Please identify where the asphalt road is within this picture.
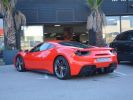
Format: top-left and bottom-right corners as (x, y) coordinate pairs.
(0, 63), (133, 100)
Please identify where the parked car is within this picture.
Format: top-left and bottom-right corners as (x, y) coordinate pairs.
(14, 41), (117, 79)
(110, 30), (133, 63)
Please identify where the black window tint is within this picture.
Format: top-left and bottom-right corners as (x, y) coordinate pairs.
(126, 32), (133, 41)
(40, 43), (50, 51)
(40, 43), (54, 51)
(30, 43), (43, 52)
(30, 43), (54, 52)
(130, 33), (133, 40)
(120, 33), (128, 40)
(59, 41), (91, 48)
(115, 34), (121, 40)
(48, 44), (54, 49)
(115, 32), (128, 41)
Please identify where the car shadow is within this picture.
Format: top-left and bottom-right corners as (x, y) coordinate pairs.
(28, 70), (55, 78)
(27, 70), (119, 80)
(70, 72), (119, 80)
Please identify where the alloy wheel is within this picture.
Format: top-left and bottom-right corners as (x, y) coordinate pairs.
(54, 56), (70, 79)
(16, 57), (25, 72)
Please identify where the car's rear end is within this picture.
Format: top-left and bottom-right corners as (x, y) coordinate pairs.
(58, 41), (118, 76)
(69, 47), (118, 76)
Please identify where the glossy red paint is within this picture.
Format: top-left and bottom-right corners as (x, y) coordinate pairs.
(14, 41), (118, 76)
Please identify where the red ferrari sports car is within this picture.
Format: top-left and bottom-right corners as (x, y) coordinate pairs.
(14, 41), (118, 79)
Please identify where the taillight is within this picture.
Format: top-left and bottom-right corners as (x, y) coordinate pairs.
(75, 50), (90, 56)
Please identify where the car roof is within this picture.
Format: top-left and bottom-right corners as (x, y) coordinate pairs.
(116, 30), (133, 37)
(121, 30), (133, 34)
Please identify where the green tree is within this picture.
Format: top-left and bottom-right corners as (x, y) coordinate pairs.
(86, 0), (106, 46)
(0, 0), (26, 50)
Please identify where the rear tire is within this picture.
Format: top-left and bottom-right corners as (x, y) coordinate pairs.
(15, 56), (26, 72)
(54, 56), (71, 80)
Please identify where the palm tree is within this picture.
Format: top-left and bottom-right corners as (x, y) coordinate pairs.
(86, 0), (106, 47)
(0, 0), (26, 50)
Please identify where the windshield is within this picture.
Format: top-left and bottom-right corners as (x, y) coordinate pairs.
(59, 41), (91, 48)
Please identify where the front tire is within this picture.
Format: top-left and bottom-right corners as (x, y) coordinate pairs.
(15, 56), (26, 72)
(54, 56), (70, 80)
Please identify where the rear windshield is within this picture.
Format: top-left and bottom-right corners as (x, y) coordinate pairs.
(59, 41), (91, 48)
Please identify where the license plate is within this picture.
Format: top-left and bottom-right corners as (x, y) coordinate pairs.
(96, 58), (112, 62)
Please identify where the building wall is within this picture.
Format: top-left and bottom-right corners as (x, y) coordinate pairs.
(16, 0), (133, 48)
(16, 0), (133, 25)
(16, 0), (89, 24)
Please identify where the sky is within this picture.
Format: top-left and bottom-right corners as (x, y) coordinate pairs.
(0, 19), (3, 28)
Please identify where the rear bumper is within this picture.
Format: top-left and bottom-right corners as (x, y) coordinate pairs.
(68, 53), (118, 76)
(70, 60), (118, 76)
(79, 63), (117, 76)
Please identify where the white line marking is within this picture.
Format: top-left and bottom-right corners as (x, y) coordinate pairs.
(114, 71), (127, 76)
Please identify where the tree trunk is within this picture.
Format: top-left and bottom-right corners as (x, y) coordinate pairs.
(3, 12), (16, 50)
(0, 1), (26, 50)
(88, 29), (96, 45)
(88, 29), (106, 47)
(96, 31), (106, 47)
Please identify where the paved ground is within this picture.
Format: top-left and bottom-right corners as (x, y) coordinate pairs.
(0, 59), (5, 66)
(0, 63), (133, 100)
